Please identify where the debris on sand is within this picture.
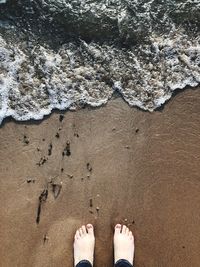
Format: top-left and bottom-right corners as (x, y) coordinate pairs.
(55, 132), (60, 138)
(51, 183), (62, 199)
(26, 178), (35, 183)
(59, 115), (65, 122)
(96, 206), (100, 215)
(48, 143), (53, 156)
(87, 163), (92, 172)
(23, 135), (29, 145)
(36, 189), (48, 224)
(36, 156), (48, 166)
(62, 141), (71, 157)
(89, 198), (93, 208)
(43, 234), (49, 244)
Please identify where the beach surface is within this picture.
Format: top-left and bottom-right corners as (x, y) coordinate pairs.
(1, 87), (200, 267)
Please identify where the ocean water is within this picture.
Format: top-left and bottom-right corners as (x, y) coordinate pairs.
(0, 0), (200, 124)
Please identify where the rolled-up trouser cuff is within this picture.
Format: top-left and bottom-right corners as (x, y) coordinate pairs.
(75, 259), (92, 267)
(115, 259), (133, 267)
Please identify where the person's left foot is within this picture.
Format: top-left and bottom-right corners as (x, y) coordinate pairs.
(73, 224), (95, 267)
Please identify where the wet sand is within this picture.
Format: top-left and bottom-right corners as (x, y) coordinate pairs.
(1, 87), (200, 267)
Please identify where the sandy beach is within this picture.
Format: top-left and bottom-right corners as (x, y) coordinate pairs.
(1, 87), (200, 267)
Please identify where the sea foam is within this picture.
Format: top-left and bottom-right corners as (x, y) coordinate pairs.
(0, 0), (200, 124)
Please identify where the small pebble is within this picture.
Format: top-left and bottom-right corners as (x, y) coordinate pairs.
(87, 163), (92, 172)
(23, 135), (29, 144)
(43, 234), (49, 244)
(27, 178), (35, 183)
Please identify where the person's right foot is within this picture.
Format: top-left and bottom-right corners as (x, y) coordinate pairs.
(114, 224), (134, 265)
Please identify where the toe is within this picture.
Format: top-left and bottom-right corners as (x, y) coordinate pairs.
(75, 230), (80, 239)
(78, 228), (82, 237)
(115, 224), (122, 234)
(132, 234), (135, 242)
(129, 231), (134, 242)
(122, 225), (127, 234)
(86, 224), (94, 235)
(81, 225), (87, 235)
(129, 231), (133, 238)
(126, 226), (130, 235)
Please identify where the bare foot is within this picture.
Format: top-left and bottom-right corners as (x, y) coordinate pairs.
(114, 224), (134, 265)
(73, 224), (95, 266)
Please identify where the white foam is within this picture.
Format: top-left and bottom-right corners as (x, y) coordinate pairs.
(0, 27), (200, 123)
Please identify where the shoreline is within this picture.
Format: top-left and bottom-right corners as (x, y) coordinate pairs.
(0, 85), (198, 129)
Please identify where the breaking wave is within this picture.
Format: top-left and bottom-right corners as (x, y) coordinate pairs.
(0, 0), (200, 124)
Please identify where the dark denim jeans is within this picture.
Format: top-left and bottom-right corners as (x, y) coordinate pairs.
(76, 259), (133, 267)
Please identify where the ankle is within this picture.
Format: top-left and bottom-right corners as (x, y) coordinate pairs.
(115, 259), (133, 267)
(75, 259), (93, 267)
